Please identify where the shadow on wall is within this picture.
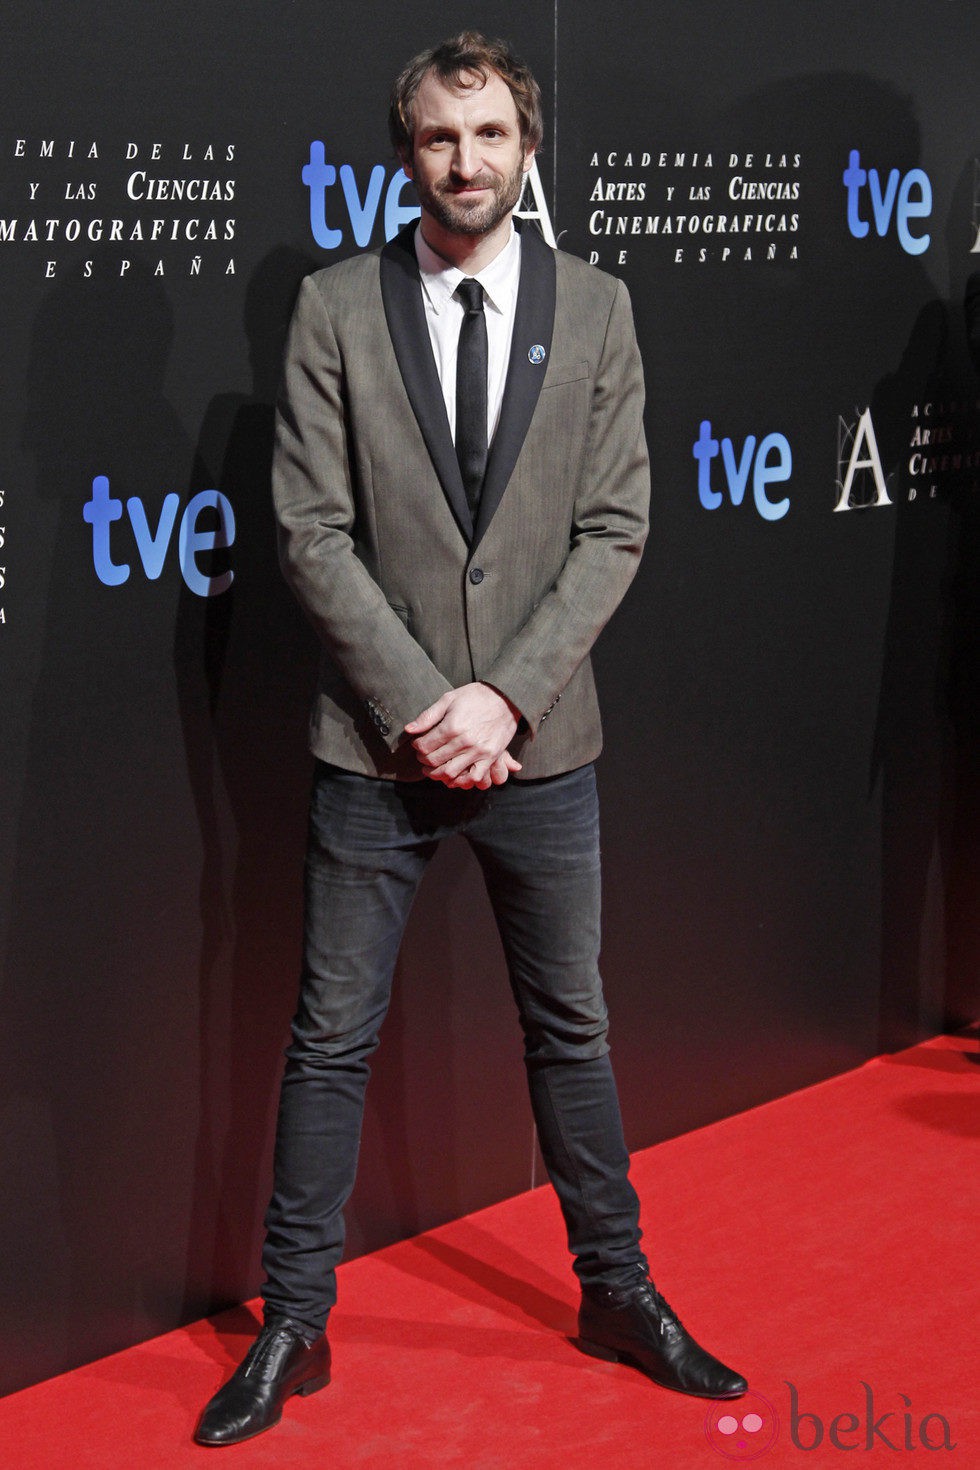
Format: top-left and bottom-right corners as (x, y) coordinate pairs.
(0, 246), (328, 1395)
(172, 244), (320, 1329)
(718, 78), (980, 1053)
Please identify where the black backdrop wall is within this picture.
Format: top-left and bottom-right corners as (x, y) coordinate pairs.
(1, 2), (977, 1396)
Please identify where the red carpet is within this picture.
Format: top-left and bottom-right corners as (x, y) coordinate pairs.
(1, 1033), (977, 1467)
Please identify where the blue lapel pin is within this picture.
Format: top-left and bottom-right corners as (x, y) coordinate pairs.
(528, 344), (546, 365)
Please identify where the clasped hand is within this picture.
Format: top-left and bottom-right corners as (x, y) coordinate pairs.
(405, 683), (522, 789)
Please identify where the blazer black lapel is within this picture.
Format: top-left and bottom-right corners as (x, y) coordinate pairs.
(379, 225), (474, 541)
(472, 223), (557, 550)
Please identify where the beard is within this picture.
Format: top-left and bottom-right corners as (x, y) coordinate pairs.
(416, 154), (528, 238)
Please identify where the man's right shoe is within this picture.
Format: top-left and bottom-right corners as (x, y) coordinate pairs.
(194, 1318), (330, 1446)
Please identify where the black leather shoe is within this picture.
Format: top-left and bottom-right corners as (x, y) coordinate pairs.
(194, 1318), (331, 1446)
(577, 1279), (747, 1399)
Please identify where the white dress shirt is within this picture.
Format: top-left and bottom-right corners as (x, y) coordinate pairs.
(414, 223), (521, 445)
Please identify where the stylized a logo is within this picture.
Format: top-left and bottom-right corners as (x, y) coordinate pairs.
(835, 408), (891, 511)
(516, 160), (557, 248)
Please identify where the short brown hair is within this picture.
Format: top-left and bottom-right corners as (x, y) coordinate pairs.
(389, 31), (544, 161)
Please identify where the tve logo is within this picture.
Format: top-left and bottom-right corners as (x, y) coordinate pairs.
(302, 144), (557, 250)
(302, 143), (418, 249)
(693, 420), (792, 521)
(843, 150), (932, 256)
(84, 476), (235, 596)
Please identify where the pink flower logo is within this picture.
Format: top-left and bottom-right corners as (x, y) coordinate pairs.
(705, 1391), (780, 1460)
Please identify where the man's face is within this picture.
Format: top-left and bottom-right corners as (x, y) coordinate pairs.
(404, 67), (534, 239)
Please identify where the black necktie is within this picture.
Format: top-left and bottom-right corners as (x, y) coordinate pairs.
(454, 278), (488, 517)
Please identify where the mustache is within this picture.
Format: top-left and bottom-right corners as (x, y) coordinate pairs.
(439, 172), (499, 194)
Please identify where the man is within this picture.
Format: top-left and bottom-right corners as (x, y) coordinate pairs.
(195, 31), (746, 1448)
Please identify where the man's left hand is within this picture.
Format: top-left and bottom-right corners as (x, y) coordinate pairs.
(406, 683), (522, 789)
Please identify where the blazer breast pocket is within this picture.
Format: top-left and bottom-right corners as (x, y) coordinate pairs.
(540, 359), (590, 392)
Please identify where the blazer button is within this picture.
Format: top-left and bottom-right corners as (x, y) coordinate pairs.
(469, 566), (485, 585)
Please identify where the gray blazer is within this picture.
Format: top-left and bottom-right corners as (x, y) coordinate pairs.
(272, 221), (650, 780)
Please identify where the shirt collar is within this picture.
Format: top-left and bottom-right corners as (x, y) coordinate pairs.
(415, 221), (521, 317)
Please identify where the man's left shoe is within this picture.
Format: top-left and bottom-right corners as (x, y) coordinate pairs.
(576, 1278), (747, 1399)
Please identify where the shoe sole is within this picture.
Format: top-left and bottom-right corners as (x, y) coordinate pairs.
(574, 1337), (746, 1399)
